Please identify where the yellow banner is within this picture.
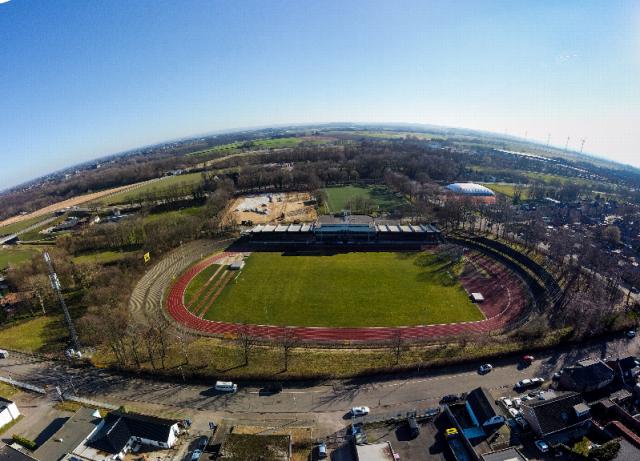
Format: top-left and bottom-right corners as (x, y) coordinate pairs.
(144, 252), (151, 263)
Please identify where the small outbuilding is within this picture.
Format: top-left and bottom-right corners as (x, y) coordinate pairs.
(0, 397), (20, 430)
(470, 292), (485, 303)
(229, 261), (245, 271)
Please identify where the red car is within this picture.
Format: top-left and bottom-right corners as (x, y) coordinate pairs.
(521, 355), (534, 365)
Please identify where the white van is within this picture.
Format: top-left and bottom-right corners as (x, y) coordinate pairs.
(215, 381), (237, 393)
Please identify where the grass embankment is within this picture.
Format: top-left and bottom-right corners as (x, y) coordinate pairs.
(200, 252), (481, 327)
(0, 316), (68, 353)
(321, 184), (407, 213)
(93, 327), (573, 380)
(72, 250), (138, 265)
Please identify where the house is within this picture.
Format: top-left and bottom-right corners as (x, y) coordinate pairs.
(34, 407), (103, 461)
(606, 356), (640, 385)
(0, 443), (39, 461)
(466, 387), (505, 428)
(87, 411), (180, 458)
(559, 358), (615, 392)
(520, 392), (591, 440)
(0, 397), (20, 430)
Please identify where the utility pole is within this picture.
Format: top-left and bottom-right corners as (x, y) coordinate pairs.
(580, 138), (586, 153)
(43, 252), (80, 351)
(565, 136), (570, 151)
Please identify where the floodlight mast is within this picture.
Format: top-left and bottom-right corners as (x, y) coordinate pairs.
(43, 252), (80, 351)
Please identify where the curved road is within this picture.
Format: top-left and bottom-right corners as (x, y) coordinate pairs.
(0, 334), (637, 434)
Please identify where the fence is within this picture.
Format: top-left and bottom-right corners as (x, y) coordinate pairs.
(0, 375), (46, 394)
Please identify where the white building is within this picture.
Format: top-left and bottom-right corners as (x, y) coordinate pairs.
(0, 397), (20, 430)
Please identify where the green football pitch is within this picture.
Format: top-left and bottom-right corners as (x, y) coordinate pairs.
(193, 252), (483, 327)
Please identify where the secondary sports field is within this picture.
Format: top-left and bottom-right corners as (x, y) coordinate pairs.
(190, 252), (483, 327)
(322, 185), (408, 213)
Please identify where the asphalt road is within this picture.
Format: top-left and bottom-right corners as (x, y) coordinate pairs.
(1, 333), (638, 429)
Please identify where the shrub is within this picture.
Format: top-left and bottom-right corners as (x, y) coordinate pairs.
(589, 440), (620, 461)
(11, 434), (36, 450)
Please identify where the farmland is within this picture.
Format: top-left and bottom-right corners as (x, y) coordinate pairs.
(322, 185), (408, 213)
(196, 252), (482, 327)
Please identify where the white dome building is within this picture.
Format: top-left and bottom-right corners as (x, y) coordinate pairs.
(445, 183), (496, 203)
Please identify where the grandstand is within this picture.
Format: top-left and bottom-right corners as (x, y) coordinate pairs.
(244, 215), (441, 245)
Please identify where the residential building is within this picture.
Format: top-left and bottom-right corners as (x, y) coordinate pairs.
(520, 392), (591, 440)
(34, 407), (103, 461)
(0, 444), (39, 461)
(559, 358), (615, 393)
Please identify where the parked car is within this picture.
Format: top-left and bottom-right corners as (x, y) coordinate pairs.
(515, 379), (533, 390)
(214, 381), (238, 393)
(440, 394), (459, 403)
(351, 406), (370, 416)
(508, 407), (520, 418)
(521, 355), (535, 364)
(501, 397), (513, 408)
(626, 330), (636, 338)
(552, 371), (562, 381)
(512, 397), (522, 408)
(191, 449), (203, 461)
(316, 442), (327, 459)
(478, 363), (493, 374)
(535, 440), (550, 453)
(531, 377), (545, 385)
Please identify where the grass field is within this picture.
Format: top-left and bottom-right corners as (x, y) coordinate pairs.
(0, 247), (39, 269)
(0, 316), (67, 352)
(482, 183), (530, 199)
(197, 252), (482, 327)
(92, 173), (204, 205)
(0, 214), (53, 236)
(322, 185), (407, 213)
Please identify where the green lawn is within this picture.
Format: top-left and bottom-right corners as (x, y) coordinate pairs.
(0, 247), (39, 269)
(322, 185), (407, 213)
(202, 252), (482, 327)
(0, 316), (68, 352)
(482, 183), (530, 199)
(92, 173), (205, 205)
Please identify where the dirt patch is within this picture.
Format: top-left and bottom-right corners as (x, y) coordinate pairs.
(227, 192), (317, 225)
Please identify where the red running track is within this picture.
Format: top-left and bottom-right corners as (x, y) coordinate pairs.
(165, 251), (529, 343)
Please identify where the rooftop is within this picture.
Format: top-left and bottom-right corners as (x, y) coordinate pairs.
(481, 447), (528, 461)
(446, 183), (496, 196)
(34, 407), (102, 461)
(355, 441), (396, 461)
(522, 391), (588, 436)
(0, 444), (39, 461)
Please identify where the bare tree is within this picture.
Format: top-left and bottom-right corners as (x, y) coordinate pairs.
(390, 330), (405, 365)
(278, 327), (301, 371)
(236, 324), (259, 366)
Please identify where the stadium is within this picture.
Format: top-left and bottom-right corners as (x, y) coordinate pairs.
(158, 216), (538, 343)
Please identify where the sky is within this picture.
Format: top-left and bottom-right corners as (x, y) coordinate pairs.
(1, 0), (639, 188)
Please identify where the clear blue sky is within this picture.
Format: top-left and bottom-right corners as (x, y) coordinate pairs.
(1, 0), (639, 187)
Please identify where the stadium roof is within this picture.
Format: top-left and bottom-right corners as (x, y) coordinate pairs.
(446, 183), (495, 197)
